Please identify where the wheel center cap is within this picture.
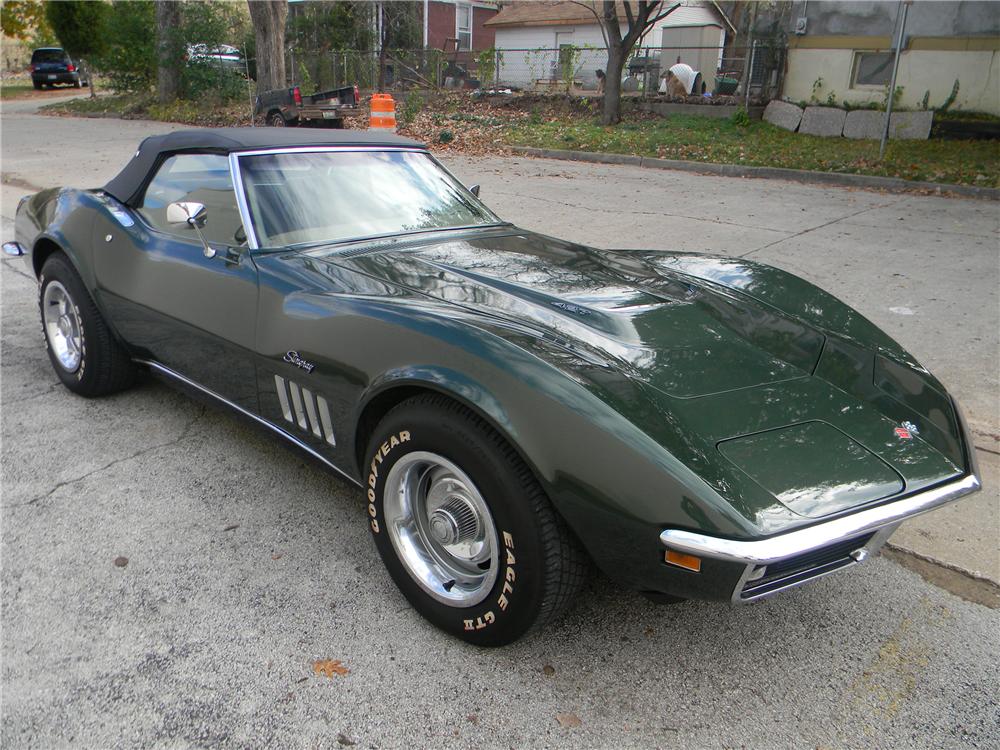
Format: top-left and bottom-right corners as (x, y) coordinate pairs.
(429, 510), (460, 545)
(428, 495), (480, 547)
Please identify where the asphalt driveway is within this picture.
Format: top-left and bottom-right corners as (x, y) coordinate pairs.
(2, 100), (998, 749)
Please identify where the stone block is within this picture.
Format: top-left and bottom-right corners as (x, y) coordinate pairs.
(843, 109), (885, 139)
(799, 106), (847, 137)
(763, 100), (803, 131)
(889, 110), (933, 140)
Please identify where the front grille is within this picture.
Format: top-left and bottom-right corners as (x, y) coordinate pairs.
(739, 533), (875, 600)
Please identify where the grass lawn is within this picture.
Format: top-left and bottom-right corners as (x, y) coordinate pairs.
(1, 80), (39, 99)
(40, 93), (254, 127)
(507, 112), (1000, 188)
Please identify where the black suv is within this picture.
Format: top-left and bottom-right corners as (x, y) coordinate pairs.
(30, 48), (89, 89)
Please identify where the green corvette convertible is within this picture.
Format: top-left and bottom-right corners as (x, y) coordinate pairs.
(5, 129), (980, 646)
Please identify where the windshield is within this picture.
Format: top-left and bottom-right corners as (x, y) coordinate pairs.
(32, 49), (68, 63)
(238, 150), (502, 248)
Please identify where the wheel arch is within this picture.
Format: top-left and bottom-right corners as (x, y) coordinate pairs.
(32, 235), (69, 278)
(352, 376), (596, 570)
(354, 374), (530, 482)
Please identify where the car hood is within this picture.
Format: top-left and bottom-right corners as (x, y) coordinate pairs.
(295, 228), (965, 529)
(323, 229), (824, 400)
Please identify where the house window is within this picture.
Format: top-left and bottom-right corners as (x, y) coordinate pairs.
(851, 51), (893, 87)
(456, 3), (472, 50)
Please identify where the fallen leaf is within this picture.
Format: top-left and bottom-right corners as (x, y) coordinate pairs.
(337, 733), (356, 746)
(271, 553), (283, 560)
(556, 713), (582, 728)
(113, 556), (128, 568)
(313, 659), (350, 678)
(542, 664), (556, 676)
(223, 524), (239, 532)
(466, 714), (479, 724)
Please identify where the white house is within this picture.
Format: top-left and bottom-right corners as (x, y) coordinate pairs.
(485, 1), (733, 91)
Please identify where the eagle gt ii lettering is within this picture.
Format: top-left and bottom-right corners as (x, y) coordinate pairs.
(9, 128), (980, 647)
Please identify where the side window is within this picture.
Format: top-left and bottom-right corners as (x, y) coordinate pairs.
(138, 153), (245, 246)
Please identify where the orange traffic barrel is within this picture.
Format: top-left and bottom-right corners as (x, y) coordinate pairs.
(370, 93), (396, 131)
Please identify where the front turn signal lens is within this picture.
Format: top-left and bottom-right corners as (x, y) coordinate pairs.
(664, 549), (702, 572)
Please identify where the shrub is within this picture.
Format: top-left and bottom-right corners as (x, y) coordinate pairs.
(731, 106), (751, 127)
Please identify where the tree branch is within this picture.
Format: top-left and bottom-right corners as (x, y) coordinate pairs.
(570, 1), (609, 48)
(648, 3), (682, 27)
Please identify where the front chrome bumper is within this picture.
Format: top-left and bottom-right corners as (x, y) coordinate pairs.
(660, 399), (982, 602)
(659, 472), (981, 567)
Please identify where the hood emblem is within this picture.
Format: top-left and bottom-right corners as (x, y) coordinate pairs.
(901, 420), (919, 435)
(284, 351), (316, 373)
(894, 426), (913, 440)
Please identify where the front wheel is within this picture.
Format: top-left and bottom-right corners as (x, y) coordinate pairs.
(39, 253), (136, 397)
(364, 394), (588, 646)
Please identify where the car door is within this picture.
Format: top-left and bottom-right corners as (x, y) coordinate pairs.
(94, 153), (259, 410)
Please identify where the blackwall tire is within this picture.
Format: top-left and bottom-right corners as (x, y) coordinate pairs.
(364, 394), (589, 646)
(268, 112), (285, 127)
(39, 253), (136, 397)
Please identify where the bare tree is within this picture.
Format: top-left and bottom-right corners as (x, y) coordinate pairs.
(248, 0), (288, 92)
(155, 0), (182, 104)
(575, 1), (680, 125)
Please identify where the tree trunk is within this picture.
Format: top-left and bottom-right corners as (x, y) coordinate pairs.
(155, 0), (181, 105)
(248, 0), (288, 93)
(601, 44), (625, 125)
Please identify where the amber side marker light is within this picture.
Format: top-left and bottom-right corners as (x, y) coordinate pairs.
(664, 549), (702, 572)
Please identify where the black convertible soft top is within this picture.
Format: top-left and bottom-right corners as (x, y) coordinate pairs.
(103, 127), (425, 205)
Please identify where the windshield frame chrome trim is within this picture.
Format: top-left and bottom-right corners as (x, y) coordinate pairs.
(228, 151), (259, 250)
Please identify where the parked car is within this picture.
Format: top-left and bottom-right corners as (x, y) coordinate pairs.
(255, 84), (360, 127)
(29, 47), (89, 89)
(185, 43), (245, 73)
(4, 129), (980, 646)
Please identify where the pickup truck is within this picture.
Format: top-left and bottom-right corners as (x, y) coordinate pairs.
(255, 84), (360, 128)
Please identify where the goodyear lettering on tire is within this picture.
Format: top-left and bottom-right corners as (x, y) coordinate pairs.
(367, 430), (410, 533)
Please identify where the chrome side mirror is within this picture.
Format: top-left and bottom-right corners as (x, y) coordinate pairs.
(166, 201), (207, 227)
(469, 184), (480, 197)
(166, 201), (214, 258)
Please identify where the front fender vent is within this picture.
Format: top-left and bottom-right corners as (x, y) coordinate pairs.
(274, 375), (336, 446)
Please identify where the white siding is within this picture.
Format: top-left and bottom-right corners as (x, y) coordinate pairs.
(495, 25), (608, 88)
(658, 2), (721, 29)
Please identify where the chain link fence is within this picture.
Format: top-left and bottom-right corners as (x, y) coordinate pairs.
(283, 43), (785, 101)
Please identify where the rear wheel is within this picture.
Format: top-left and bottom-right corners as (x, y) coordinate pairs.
(267, 111), (286, 127)
(39, 253), (136, 397)
(33, 81), (42, 90)
(365, 394), (588, 646)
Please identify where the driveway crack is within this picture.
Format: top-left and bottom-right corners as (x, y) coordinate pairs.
(11, 406), (206, 508)
(490, 189), (781, 233)
(1, 258), (36, 283)
(737, 199), (905, 258)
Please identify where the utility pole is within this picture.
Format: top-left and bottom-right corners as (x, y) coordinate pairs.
(880, 0), (910, 159)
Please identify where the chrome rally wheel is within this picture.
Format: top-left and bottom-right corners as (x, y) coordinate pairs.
(39, 252), (135, 397)
(383, 451), (499, 607)
(42, 280), (83, 372)
(365, 394), (589, 646)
